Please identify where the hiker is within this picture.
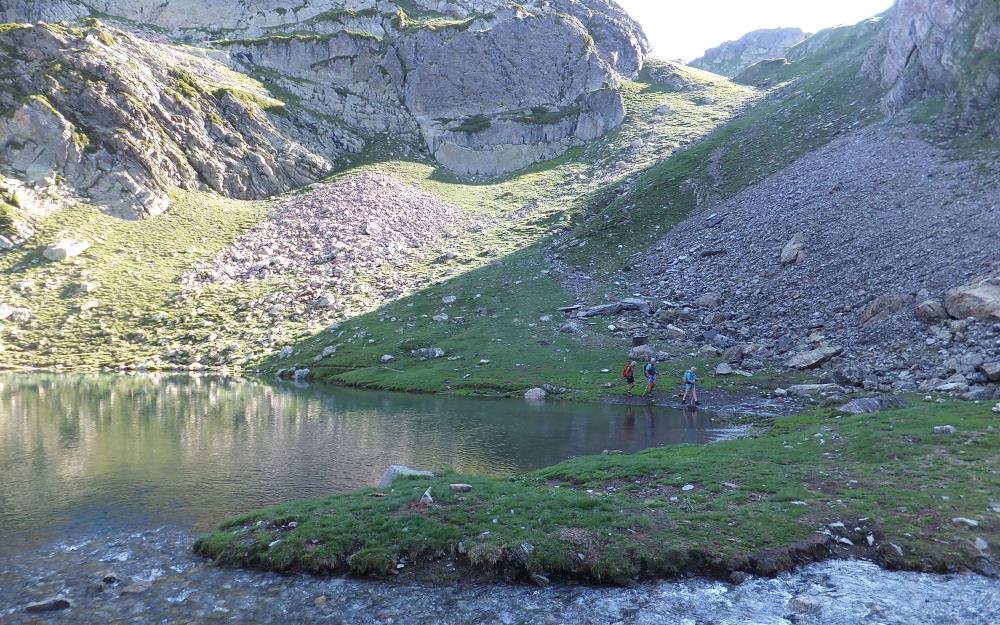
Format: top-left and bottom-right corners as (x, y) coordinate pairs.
(643, 358), (658, 397)
(622, 360), (637, 397)
(682, 366), (701, 405)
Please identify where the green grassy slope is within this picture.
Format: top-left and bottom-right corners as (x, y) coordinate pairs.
(0, 193), (273, 369)
(194, 401), (999, 583)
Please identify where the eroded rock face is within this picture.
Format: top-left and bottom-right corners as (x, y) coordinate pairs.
(689, 27), (808, 77)
(0, 22), (349, 218)
(862, 0), (1000, 135)
(2, 1), (647, 179)
(392, 11), (624, 176)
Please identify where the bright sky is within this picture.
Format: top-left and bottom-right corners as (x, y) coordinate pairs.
(615, 0), (895, 62)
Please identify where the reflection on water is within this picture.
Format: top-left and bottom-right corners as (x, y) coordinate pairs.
(0, 373), (732, 554)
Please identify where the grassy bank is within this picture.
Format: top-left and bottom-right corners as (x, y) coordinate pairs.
(195, 401), (999, 584)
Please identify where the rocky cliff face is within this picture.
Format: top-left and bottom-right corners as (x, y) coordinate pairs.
(0, 21), (353, 218)
(689, 27), (808, 77)
(862, 0), (1000, 136)
(1, 1), (649, 179)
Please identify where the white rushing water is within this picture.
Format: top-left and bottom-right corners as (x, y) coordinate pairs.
(1, 529), (997, 624)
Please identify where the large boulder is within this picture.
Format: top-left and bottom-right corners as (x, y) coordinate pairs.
(524, 387), (547, 401)
(629, 344), (656, 360)
(42, 238), (91, 261)
(780, 232), (805, 266)
(944, 276), (1000, 321)
(785, 346), (844, 370)
(411, 347), (446, 360)
(915, 298), (949, 323)
(839, 395), (909, 414)
(979, 362), (1000, 383)
(859, 293), (913, 324)
(577, 298), (650, 318)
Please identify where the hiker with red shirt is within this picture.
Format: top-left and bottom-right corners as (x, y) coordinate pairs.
(622, 360), (637, 397)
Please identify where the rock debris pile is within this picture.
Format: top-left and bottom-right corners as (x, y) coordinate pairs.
(605, 127), (999, 397)
(189, 173), (471, 319)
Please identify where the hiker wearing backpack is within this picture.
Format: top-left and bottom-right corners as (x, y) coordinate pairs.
(643, 358), (658, 397)
(622, 361), (637, 397)
(682, 366), (701, 405)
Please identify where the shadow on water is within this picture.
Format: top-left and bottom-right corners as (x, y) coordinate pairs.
(0, 372), (733, 555)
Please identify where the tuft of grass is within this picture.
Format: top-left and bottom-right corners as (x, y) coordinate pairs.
(0, 200), (19, 237)
(394, 8), (482, 34)
(450, 114), (492, 133)
(195, 401), (1000, 583)
(213, 33), (336, 47)
(211, 86), (287, 117)
(514, 106), (579, 125)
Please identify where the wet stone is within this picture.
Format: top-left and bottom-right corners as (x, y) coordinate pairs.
(24, 596), (71, 613)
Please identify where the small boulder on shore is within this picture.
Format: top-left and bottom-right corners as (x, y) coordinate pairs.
(524, 387), (547, 401)
(377, 465), (434, 487)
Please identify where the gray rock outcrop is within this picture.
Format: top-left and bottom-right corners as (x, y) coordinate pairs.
(0, 22), (346, 218)
(42, 239), (91, 262)
(786, 346), (844, 370)
(862, 0), (1000, 136)
(524, 387), (547, 401)
(690, 27), (809, 77)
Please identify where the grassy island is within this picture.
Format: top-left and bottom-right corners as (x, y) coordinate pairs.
(195, 401), (998, 584)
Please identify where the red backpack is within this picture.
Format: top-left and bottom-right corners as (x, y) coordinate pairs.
(623, 363), (635, 378)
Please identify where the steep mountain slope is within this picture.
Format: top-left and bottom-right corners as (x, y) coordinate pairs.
(689, 27), (808, 77)
(0, 20), (347, 219)
(0, 57), (752, 373)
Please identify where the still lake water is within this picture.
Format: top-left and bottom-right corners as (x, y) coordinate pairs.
(0, 373), (733, 554)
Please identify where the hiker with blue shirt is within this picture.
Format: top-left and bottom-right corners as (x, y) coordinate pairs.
(643, 358), (658, 398)
(682, 366), (701, 405)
